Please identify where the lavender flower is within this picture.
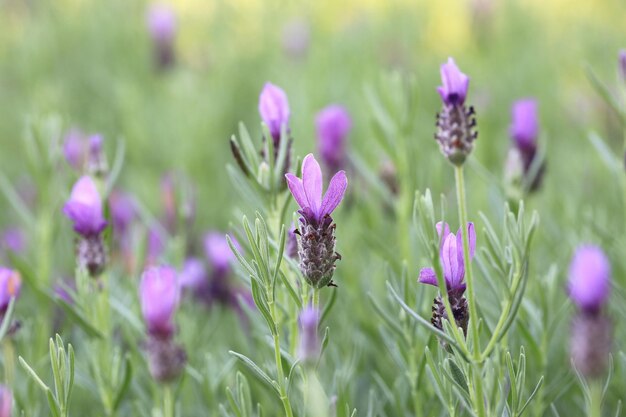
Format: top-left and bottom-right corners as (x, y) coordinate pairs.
(435, 58), (477, 165)
(259, 82), (290, 143)
(285, 154), (347, 288)
(204, 232), (235, 276)
(568, 245), (611, 314)
(510, 99), (538, 150)
(619, 49), (626, 81)
(146, 227), (166, 266)
(179, 257), (208, 292)
(316, 105), (351, 174)
(146, 3), (177, 70)
(140, 265), (186, 382)
(63, 176), (108, 276)
(0, 267), (21, 316)
(568, 245), (612, 379)
(418, 222), (475, 336)
(63, 129), (87, 170)
(0, 386), (11, 417)
(1, 228), (26, 255)
(109, 190), (136, 237)
(87, 134), (107, 177)
(298, 307), (320, 362)
(139, 265), (179, 339)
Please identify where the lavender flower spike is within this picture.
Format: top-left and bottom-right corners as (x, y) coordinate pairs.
(63, 176), (107, 237)
(418, 222), (475, 336)
(510, 99), (539, 150)
(435, 58), (477, 165)
(568, 245), (611, 314)
(259, 82), (290, 142)
(298, 306), (321, 362)
(0, 267), (21, 317)
(286, 154), (347, 288)
(568, 245), (612, 378)
(316, 105), (352, 174)
(147, 3), (177, 70)
(140, 265), (179, 339)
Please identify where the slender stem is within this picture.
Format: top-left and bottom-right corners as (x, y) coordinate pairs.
(589, 380), (603, 417)
(455, 165), (487, 417)
(163, 385), (174, 417)
(312, 288), (320, 311)
(454, 166), (480, 355)
(269, 302), (294, 417)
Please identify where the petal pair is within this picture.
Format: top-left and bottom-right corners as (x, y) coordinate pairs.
(437, 57), (469, 106)
(285, 154), (347, 221)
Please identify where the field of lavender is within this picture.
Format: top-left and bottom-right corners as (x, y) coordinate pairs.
(1, 1), (626, 416)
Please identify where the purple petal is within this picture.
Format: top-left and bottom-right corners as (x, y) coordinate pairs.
(302, 154), (323, 217)
(320, 170), (347, 218)
(418, 267), (438, 286)
(139, 265), (179, 338)
(442, 234), (458, 287)
(510, 99), (539, 149)
(437, 57), (469, 105)
(568, 245), (611, 312)
(63, 176), (107, 236)
(258, 82), (290, 139)
(285, 173), (307, 209)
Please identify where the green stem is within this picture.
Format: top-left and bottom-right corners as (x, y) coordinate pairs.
(589, 381), (603, 417)
(163, 385), (174, 417)
(312, 288), (320, 311)
(455, 165), (487, 417)
(270, 302), (294, 417)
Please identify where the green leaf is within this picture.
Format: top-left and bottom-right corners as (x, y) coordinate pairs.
(250, 277), (277, 335)
(113, 354), (133, 411)
(19, 356), (50, 391)
(518, 376), (544, 416)
(229, 351), (280, 397)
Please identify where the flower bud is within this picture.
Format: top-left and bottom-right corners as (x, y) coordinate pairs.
(298, 307), (320, 362)
(259, 83), (290, 143)
(87, 134), (108, 177)
(568, 245), (611, 314)
(0, 385), (11, 417)
(139, 266), (179, 339)
(63, 176), (107, 238)
(316, 105), (351, 174)
(146, 3), (177, 70)
(145, 337), (186, 383)
(571, 313), (612, 379)
(437, 58), (469, 106)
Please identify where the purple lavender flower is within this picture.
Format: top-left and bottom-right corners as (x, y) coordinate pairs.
(204, 232), (235, 276)
(146, 227), (166, 266)
(619, 49), (626, 81)
(109, 190), (136, 236)
(87, 134), (107, 177)
(179, 257), (207, 292)
(437, 58), (470, 106)
(259, 82), (290, 142)
(0, 267), (21, 316)
(63, 176), (107, 237)
(418, 222), (475, 336)
(568, 245), (611, 314)
(418, 222), (476, 293)
(146, 3), (177, 70)
(285, 154), (347, 288)
(435, 58), (477, 165)
(298, 306), (320, 362)
(568, 245), (612, 378)
(0, 386), (11, 417)
(510, 99), (539, 150)
(316, 105), (351, 174)
(63, 129), (87, 170)
(1, 228), (26, 255)
(140, 265), (179, 339)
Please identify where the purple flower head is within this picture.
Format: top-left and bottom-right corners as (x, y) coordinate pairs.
(109, 190), (136, 235)
(0, 386), (11, 417)
(285, 154), (348, 226)
(568, 245), (611, 314)
(259, 82), (290, 141)
(437, 57), (470, 106)
(63, 176), (107, 237)
(147, 227), (166, 265)
(63, 129), (87, 170)
(510, 99), (539, 150)
(298, 306), (320, 361)
(0, 267), (21, 313)
(88, 134), (103, 158)
(1, 228), (26, 254)
(140, 265), (179, 339)
(204, 232), (235, 275)
(179, 257), (207, 291)
(418, 222), (476, 293)
(316, 105), (352, 173)
(619, 50), (626, 81)
(147, 3), (177, 44)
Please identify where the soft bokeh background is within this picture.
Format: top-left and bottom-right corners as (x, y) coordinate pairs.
(1, 0), (626, 415)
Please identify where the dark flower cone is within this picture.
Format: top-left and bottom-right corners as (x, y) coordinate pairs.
(435, 104), (477, 166)
(298, 215), (341, 289)
(76, 234), (107, 277)
(146, 337), (187, 383)
(431, 290), (469, 339)
(571, 313), (612, 379)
